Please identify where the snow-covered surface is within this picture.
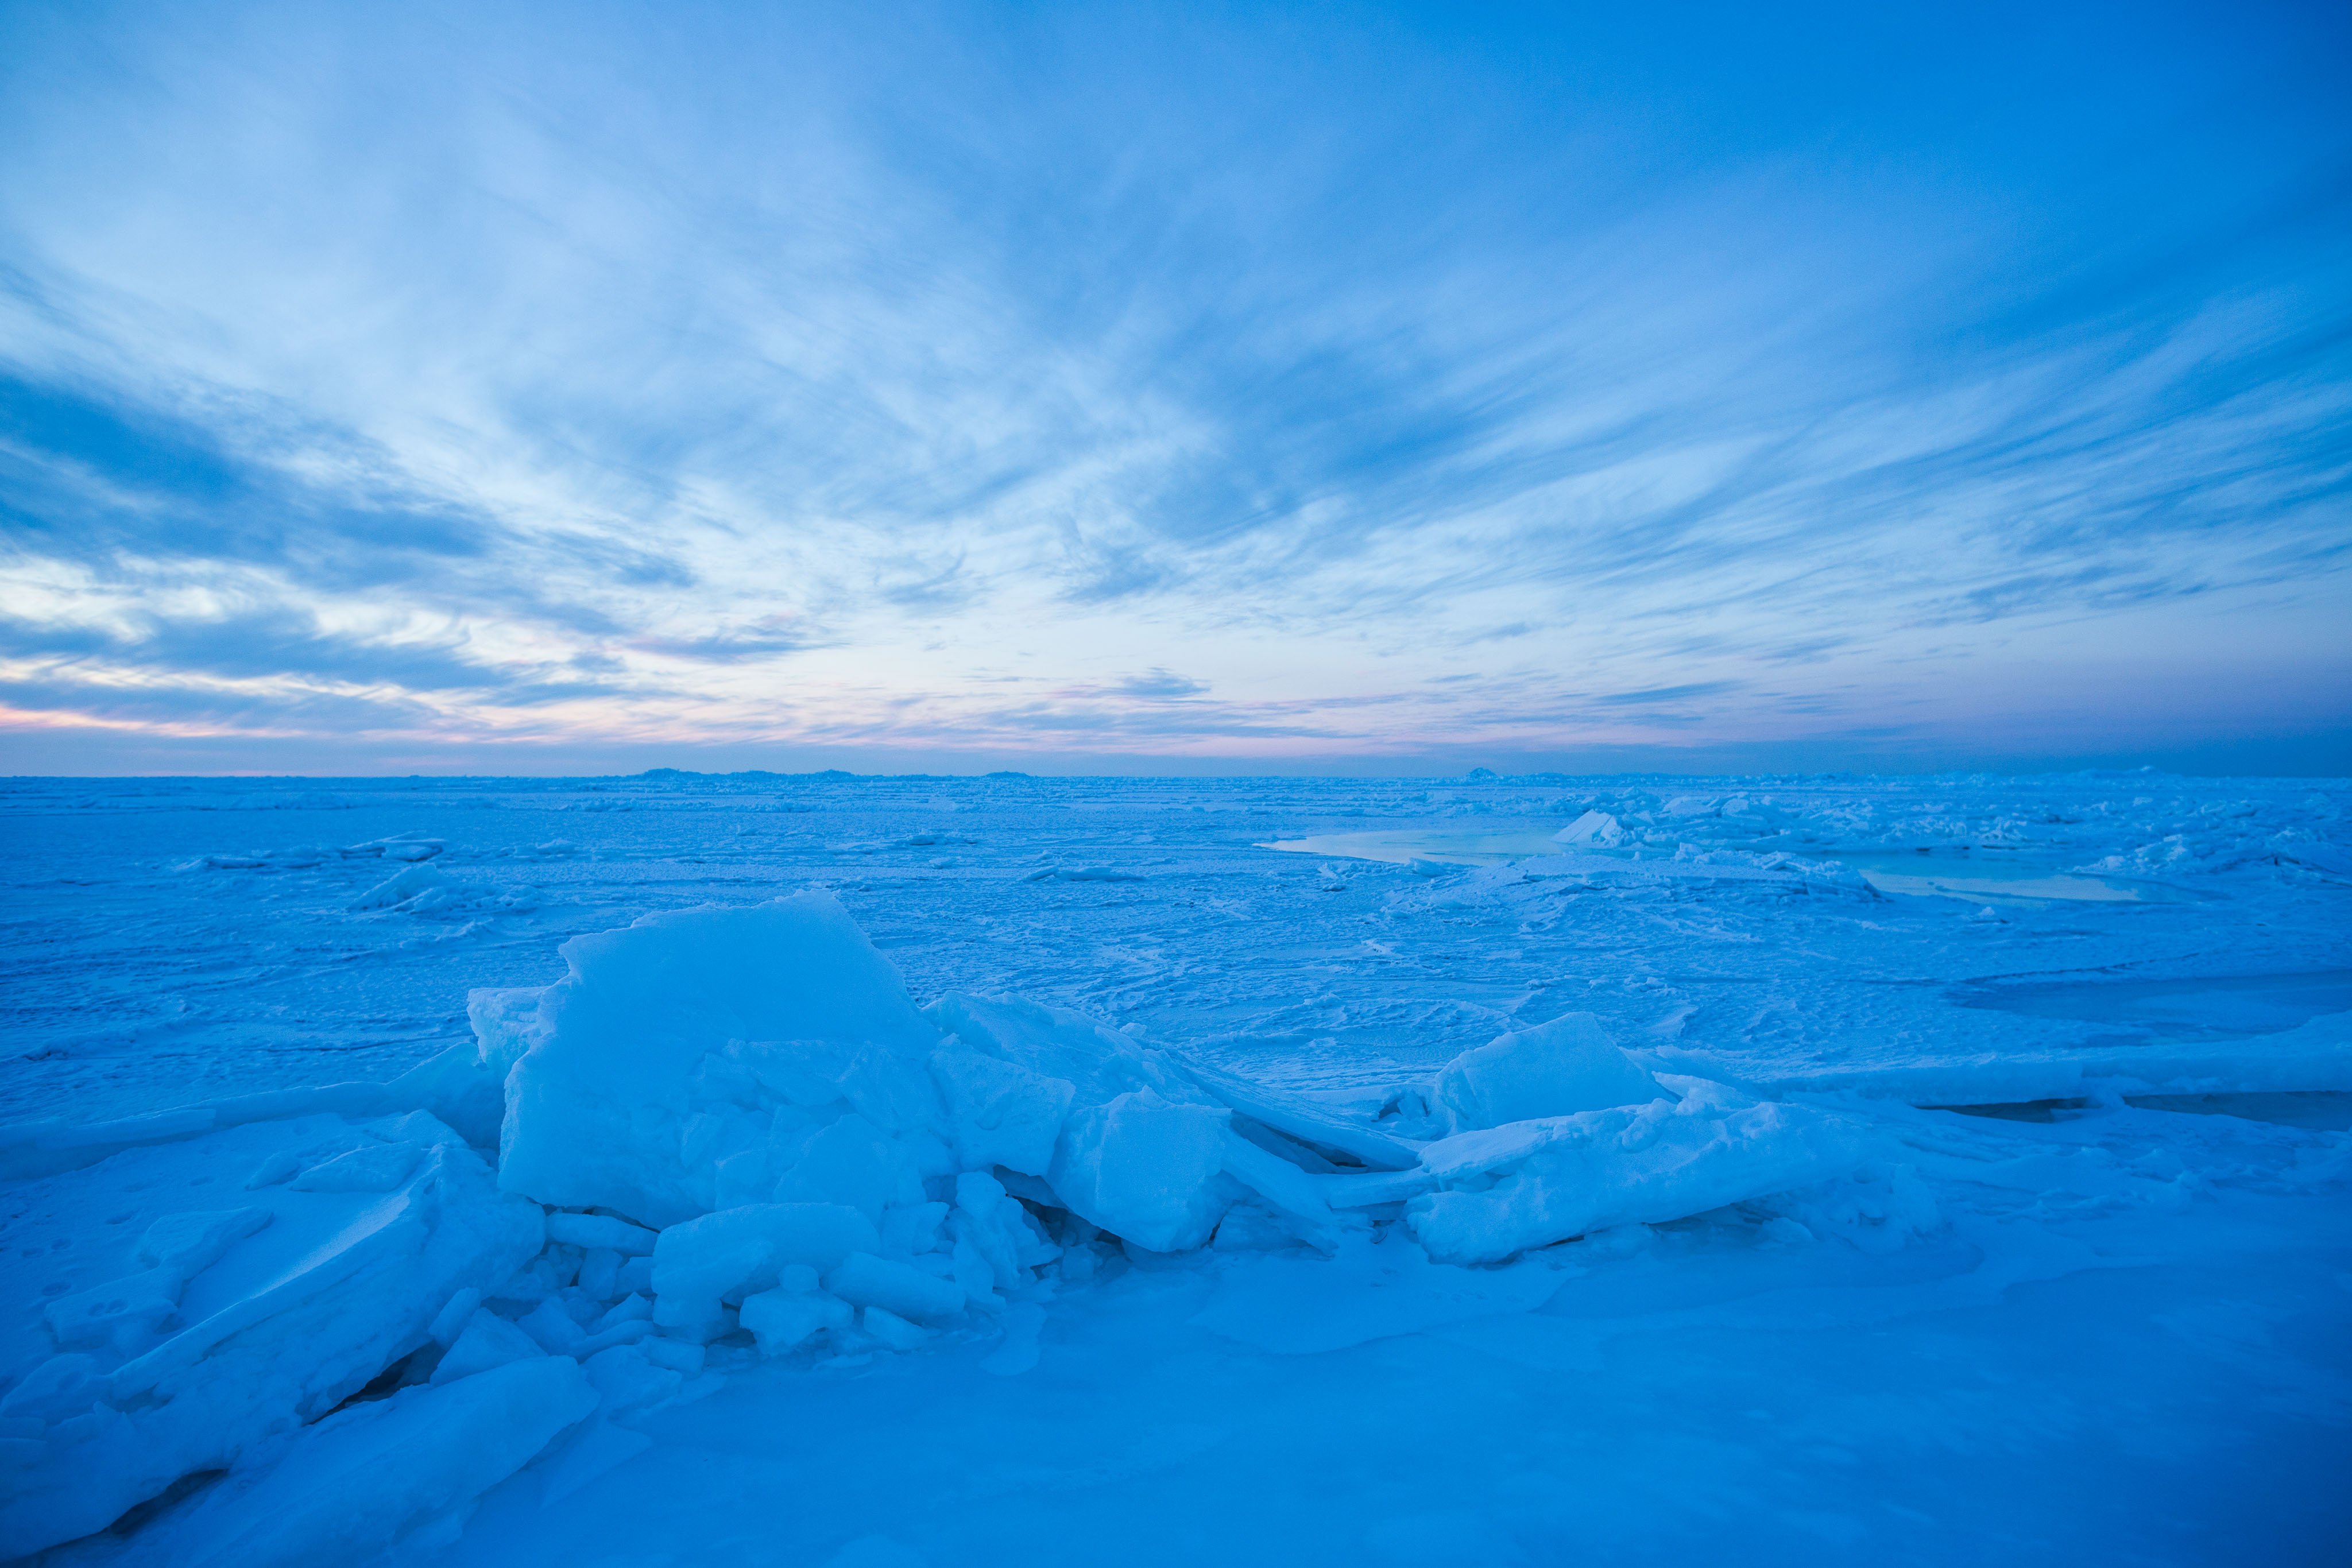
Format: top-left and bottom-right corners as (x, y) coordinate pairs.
(2, 772), (2348, 1565)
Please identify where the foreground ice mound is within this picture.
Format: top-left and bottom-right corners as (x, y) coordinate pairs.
(494, 896), (1864, 1322)
(497, 895), (1355, 1331)
(0, 891), (1891, 1557)
(501, 894), (940, 1228)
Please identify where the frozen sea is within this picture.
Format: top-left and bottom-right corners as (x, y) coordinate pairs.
(3, 771), (2349, 1566)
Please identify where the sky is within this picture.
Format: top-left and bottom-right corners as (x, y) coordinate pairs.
(2, 1), (2348, 777)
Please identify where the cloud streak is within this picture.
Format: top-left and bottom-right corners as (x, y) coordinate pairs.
(1, 1), (2347, 770)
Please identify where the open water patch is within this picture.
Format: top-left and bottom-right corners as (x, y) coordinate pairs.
(1955, 970), (2352, 1042)
(2122, 1091), (2352, 1131)
(1827, 851), (2205, 907)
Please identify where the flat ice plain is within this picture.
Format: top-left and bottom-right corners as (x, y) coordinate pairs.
(3, 771), (2348, 1566)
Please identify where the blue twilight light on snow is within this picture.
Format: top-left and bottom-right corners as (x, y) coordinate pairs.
(2, 771), (2349, 1562)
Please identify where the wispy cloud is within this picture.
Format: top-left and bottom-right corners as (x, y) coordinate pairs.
(1, 1), (2347, 769)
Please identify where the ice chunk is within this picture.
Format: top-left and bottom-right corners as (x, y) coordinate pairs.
(1432, 1013), (1665, 1132)
(1554, 810), (1625, 846)
(1177, 1060), (1423, 1172)
(0, 1116), (544, 1557)
(137, 1207), (273, 1277)
(947, 1172), (1052, 1302)
(823, 1252), (965, 1323)
(1, 1086), (412, 1186)
(350, 862), (458, 910)
(928, 1046), (1075, 1176)
(430, 1308), (543, 1384)
(544, 1211), (658, 1256)
(500, 893), (939, 1228)
(772, 1114), (920, 1221)
(924, 993), (1210, 1114)
(936, 992), (1383, 1189)
(133, 1356), (594, 1568)
(1049, 1090), (1236, 1253)
(639, 1337), (706, 1375)
(860, 1306), (930, 1349)
(879, 1201), (949, 1256)
(428, 1287), (483, 1345)
(577, 1248), (621, 1299)
(1405, 1089), (1866, 1264)
(649, 1202), (881, 1330)
(45, 1269), (183, 1354)
(378, 1047), (508, 1150)
(953, 1170), (1041, 1269)
(582, 1342), (683, 1415)
(466, 986), (548, 1075)
(595, 1292), (653, 1331)
(652, 1202), (881, 1288)
(828, 1044), (950, 1137)
(738, 1285), (852, 1355)
(651, 1245), (763, 1335)
(1217, 1130), (1345, 1252)
(366, 1109), (465, 1148)
(516, 1298), (586, 1354)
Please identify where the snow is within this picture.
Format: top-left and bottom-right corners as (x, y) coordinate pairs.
(1, 772), (2347, 1563)
(1428, 1012), (1664, 1130)
(119, 1356), (595, 1568)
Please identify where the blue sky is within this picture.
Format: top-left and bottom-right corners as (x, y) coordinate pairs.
(2, 1), (2347, 775)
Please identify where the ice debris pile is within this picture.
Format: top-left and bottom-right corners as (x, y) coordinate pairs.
(1, 892), (1869, 1559)
(0, 1112), (544, 1561)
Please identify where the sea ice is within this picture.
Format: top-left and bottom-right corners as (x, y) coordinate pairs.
(1405, 1084), (1867, 1264)
(1430, 1012), (1665, 1131)
(498, 893), (941, 1228)
(3, 772), (2345, 1563)
(117, 1355), (594, 1568)
(0, 1113), (542, 1555)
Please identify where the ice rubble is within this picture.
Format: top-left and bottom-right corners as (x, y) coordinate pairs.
(0, 1112), (541, 1555)
(1430, 1012), (1665, 1132)
(2, 891), (1880, 1559)
(1392, 1085), (1864, 1265)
